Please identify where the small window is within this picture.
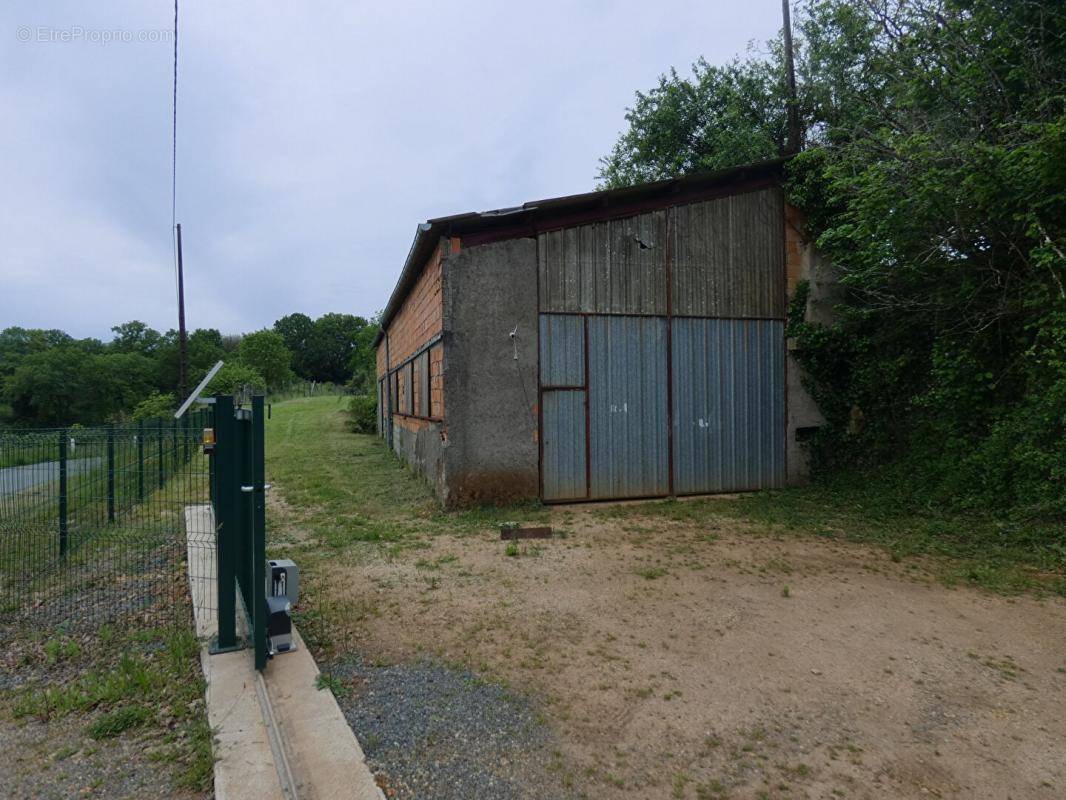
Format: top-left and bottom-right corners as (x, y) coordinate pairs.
(410, 359), (419, 416)
(378, 378), (386, 435)
(405, 362), (415, 415)
(416, 353), (430, 417)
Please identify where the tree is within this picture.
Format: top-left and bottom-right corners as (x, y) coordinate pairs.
(347, 314), (381, 394)
(131, 391), (176, 421)
(305, 313), (368, 384)
(109, 321), (163, 356)
(237, 330), (294, 391)
(598, 55), (791, 189)
(156, 328), (226, 396)
(4, 347), (155, 425)
(273, 313), (315, 377)
(206, 362), (266, 395)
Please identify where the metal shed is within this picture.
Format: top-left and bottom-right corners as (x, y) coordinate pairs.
(373, 159), (826, 507)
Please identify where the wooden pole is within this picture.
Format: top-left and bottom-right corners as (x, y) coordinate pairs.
(782, 0), (801, 155)
(176, 223), (189, 402)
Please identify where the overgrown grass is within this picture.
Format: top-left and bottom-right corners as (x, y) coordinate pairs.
(1, 626), (214, 790)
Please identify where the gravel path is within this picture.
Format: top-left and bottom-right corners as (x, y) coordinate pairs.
(330, 657), (577, 800)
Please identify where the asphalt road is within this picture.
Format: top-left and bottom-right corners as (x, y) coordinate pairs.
(0, 457), (102, 498)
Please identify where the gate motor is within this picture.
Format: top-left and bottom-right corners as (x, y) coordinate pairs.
(266, 559), (298, 655)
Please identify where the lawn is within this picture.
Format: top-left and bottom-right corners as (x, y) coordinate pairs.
(265, 396), (1066, 800)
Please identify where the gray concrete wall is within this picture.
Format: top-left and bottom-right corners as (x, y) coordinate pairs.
(440, 238), (539, 507)
(786, 240), (837, 485)
(392, 418), (448, 500)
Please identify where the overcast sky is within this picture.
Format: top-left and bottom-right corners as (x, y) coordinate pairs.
(1, 1), (782, 341)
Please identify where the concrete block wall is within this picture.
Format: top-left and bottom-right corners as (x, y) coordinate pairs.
(439, 237), (539, 507)
(784, 203), (835, 484)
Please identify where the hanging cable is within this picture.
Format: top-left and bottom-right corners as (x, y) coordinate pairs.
(171, 0), (178, 231)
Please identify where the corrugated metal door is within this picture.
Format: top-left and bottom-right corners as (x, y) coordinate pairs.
(672, 318), (785, 492)
(588, 316), (669, 498)
(539, 315), (587, 501)
(541, 390), (587, 501)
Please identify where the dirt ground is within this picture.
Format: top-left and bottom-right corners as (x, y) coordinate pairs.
(306, 502), (1066, 800)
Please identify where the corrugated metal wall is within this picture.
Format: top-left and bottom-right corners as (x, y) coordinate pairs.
(538, 211), (667, 315)
(672, 318), (785, 492)
(671, 188), (784, 318)
(537, 186), (786, 502)
(587, 316), (669, 498)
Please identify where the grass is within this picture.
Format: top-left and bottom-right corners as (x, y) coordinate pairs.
(1, 626), (213, 791)
(87, 704), (152, 739)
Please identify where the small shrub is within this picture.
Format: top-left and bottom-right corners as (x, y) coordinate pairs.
(347, 394), (377, 434)
(315, 673), (349, 697)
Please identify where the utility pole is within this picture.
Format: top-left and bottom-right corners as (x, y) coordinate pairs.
(175, 223), (189, 401)
(782, 0), (802, 155)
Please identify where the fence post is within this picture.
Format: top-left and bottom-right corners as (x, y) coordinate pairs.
(214, 395), (237, 650)
(251, 395), (267, 670)
(157, 418), (164, 489)
(58, 429), (68, 558)
(137, 419), (145, 501)
(107, 423), (115, 523)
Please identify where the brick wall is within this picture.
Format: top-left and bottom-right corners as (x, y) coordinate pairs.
(376, 238), (447, 423)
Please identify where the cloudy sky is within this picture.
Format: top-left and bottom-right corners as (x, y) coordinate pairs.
(2, 1), (782, 340)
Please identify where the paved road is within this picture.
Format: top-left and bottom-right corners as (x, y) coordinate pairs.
(0, 457), (102, 498)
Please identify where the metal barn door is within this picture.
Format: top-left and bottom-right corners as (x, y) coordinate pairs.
(539, 315), (587, 501)
(587, 316), (669, 499)
(671, 318), (785, 492)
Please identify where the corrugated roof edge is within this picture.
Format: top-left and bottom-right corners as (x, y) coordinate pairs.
(372, 156), (790, 346)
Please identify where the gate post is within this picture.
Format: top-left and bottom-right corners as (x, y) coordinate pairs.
(214, 395), (237, 651)
(251, 395), (267, 670)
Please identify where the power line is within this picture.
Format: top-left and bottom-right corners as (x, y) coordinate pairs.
(171, 0), (178, 229)
(171, 0), (188, 401)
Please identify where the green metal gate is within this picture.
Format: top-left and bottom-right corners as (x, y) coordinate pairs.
(210, 393), (268, 670)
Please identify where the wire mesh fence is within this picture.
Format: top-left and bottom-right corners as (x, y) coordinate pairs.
(0, 410), (214, 631)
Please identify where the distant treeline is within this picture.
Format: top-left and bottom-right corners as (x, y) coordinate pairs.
(0, 312), (378, 427)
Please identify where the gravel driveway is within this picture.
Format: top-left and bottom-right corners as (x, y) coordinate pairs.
(330, 657), (576, 800)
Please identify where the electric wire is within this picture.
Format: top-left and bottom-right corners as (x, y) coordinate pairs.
(171, 1), (180, 304)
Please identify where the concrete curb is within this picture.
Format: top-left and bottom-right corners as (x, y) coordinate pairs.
(185, 505), (383, 800)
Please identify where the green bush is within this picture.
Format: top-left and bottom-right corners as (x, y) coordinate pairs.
(131, 392), (176, 421)
(346, 394), (377, 434)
